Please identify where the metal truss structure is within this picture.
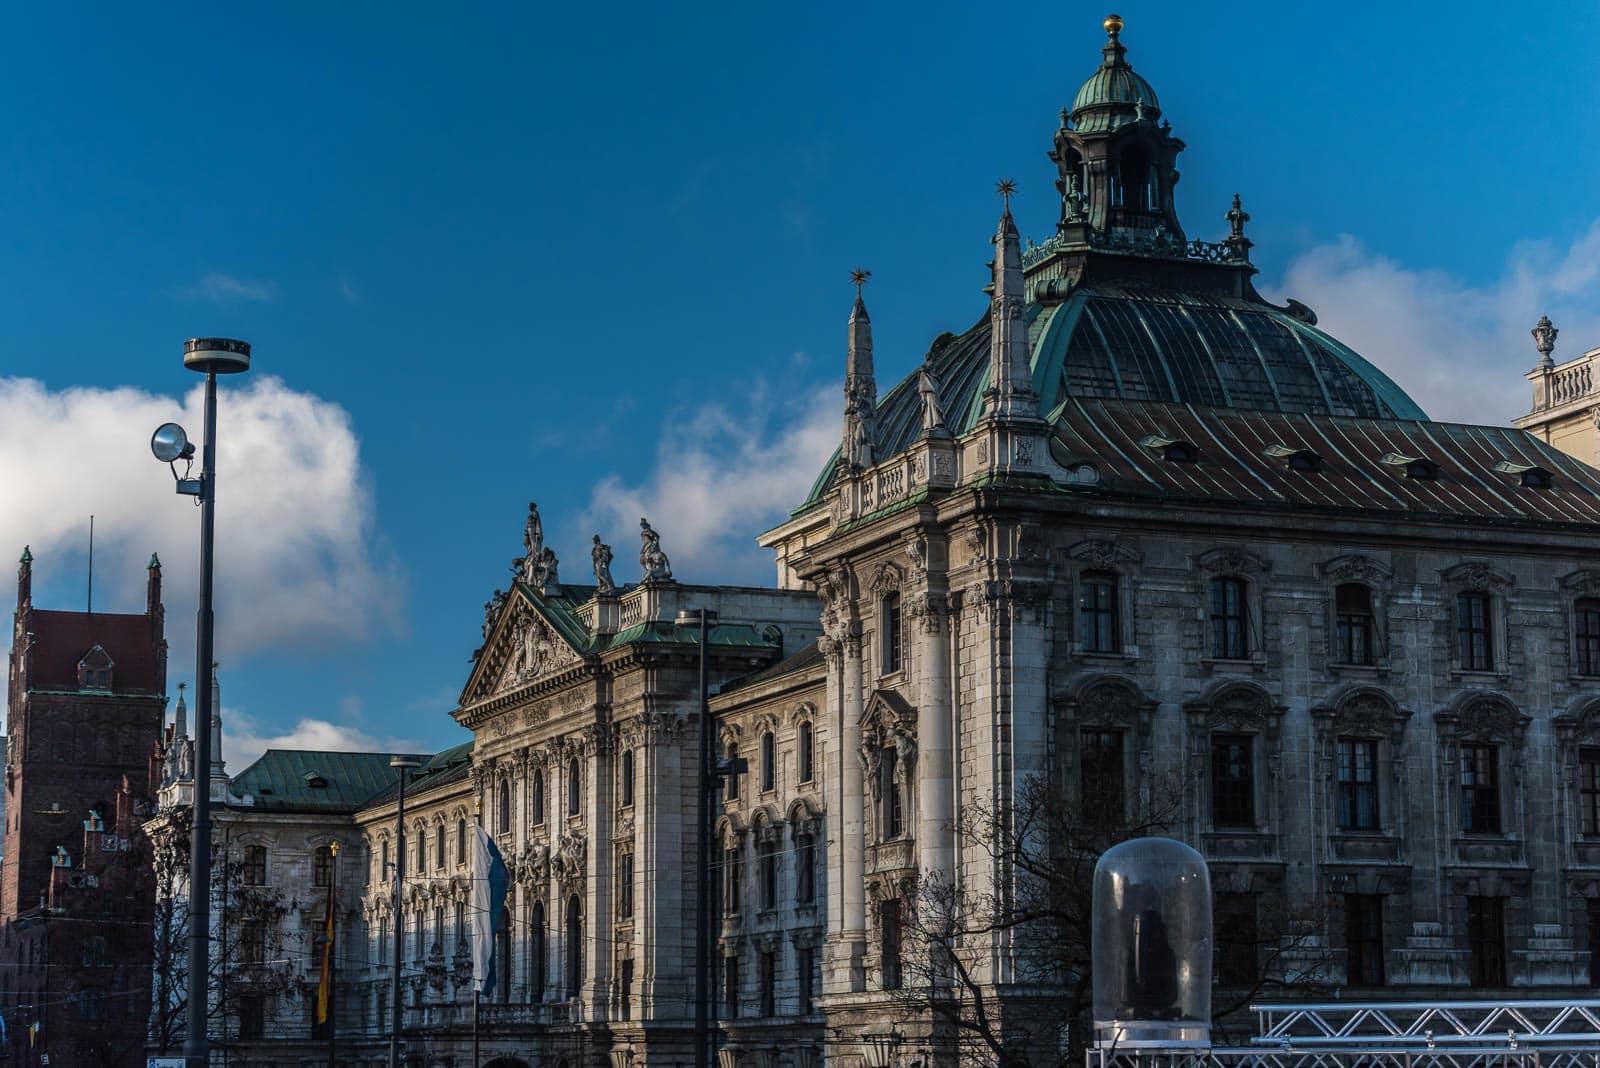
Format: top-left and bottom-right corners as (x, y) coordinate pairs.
(1088, 1000), (1600, 1068)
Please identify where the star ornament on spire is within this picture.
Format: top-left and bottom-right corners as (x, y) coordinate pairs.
(996, 178), (1017, 211)
(850, 267), (871, 296)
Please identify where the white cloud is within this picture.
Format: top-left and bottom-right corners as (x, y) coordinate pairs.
(220, 706), (424, 774)
(183, 272), (277, 304)
(581, 382), (839, 584)
(1263, 220), (1600, 425)
(0, 374), (403, 674)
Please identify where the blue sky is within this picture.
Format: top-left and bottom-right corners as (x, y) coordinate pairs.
(4, 2), (1599, 767)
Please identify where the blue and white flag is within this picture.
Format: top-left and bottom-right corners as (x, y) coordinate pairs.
(470, 823), (511, 996)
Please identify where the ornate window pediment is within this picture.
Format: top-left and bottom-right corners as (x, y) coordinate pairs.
(463, 597), (584, 705)
(1065, 538), (1142, 569)
(77, 645), (114, 691)
(1319, 554), (1393, 587)
(1434, 692), (1530, 747)
(1441, 561), (1515, 593)
(1060, 674), (1154, 734)
(1561, 569), (1600, 597)
(1195, 546), (1270, 576)
(1185, 680), (1283, 737)
(869, 562), (905, 596)
(1312, 686), (1411, 742)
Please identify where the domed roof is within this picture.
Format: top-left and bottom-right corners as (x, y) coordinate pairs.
(801, 284), (1428, 508)
(1069, 14), (1162, 134)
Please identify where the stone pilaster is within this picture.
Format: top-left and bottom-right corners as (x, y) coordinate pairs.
(914, 590), (954, 884)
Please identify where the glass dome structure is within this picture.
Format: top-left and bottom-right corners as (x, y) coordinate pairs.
(1091, 837), (1212, 1048)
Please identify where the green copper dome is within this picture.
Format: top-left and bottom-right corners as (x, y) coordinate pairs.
(1069, 14), (1162, 134)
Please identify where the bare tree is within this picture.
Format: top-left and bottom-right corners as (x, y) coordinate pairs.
(147, 809), (303, 1055)
(891, 774), (1331, 1068)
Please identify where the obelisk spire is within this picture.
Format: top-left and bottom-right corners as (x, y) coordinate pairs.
(842, 268), (878, 468)
(981, 181), (1038, 424)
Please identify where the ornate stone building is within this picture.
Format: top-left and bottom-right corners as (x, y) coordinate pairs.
(1516, 314), (1600, 465)
(148, 15), (1600, 1068)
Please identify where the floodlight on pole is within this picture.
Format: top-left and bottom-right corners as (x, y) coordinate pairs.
(676, 607), (719, 1068)
(151, 337), (251, 1068)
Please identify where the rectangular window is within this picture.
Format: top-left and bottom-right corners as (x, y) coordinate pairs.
(242, 845), (267, 887)
(1581, 748), (1600, 836)
(796, 836), (816, 905)
(1079, 729), (1126, 826)
(1457, 592), (1493, 671)
(1214, 892), (1259, 987)
(1210, 577), (1250, 659)
(1577, 599), (1600, 675)
(619, 957), (633, 1020)
(724, 954), (740, 1018)
(1344, 894), (1386, 986)
(1460, 744), (1501, 833)
(1335, 584), (1376, 665)
(1078, 572), (1120, 654)
(617, 852), (634, 919)
(798, 946), (816, 1014)
(313, 845), (332, 888)
(881, 899), (902, 990)
(1210, 734), (1255, 827)
(882, 594), (903, 674)
(1336, 738), (1380, 830)
(239, 994), (265, 1041)
(760, 844), (778, 910)
(758, 950), (777, 1017)
(240, 920), (265, 966)
(1466, 895), (1506, 987)
(723, 847), (741, 916)
(1588, 900), (1600, 987)
(881, 746), (903, 838)
(798, 722), (814, 784)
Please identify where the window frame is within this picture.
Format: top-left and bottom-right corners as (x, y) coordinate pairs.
(1455, 591), (1494, 672)
(1343, 893), (1386, 986)
(241, 844), (267, 886)
(312, 844), (333, 888)
(1335, 737), (1381, 831)
(1334, 582), (1378, 667)
(620, 749), (635, 809)
(1210, 733), (1257, 828)
(760, 731), (776, 793)
(1581, 747), (1600, 837)
(1077, 569), (1121, 655)
(532, 768), (546, 826)
(1209, 575), (1253, 661)
(499, 779), (513, 835)
(798, 721), (815, 784)
(1576, 598), (1600, 676)
(880, 898), (903, 990)
(1465, 895), (1507, 987)
(1078, 727), (1127, 826)
(881, 591), (904, 675)
(1460, 743), (1502, 834)
(567, 757), (582, 818)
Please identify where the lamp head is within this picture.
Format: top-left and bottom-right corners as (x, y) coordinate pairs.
(150, 423), (193, 464)
(390, 754), (423, 770)
(183, 337), (251, 375)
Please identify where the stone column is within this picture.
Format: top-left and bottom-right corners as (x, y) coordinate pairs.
(582, 724), (612, 1016)
(840, 632), (867, 984)
(915, 592), (954, 884)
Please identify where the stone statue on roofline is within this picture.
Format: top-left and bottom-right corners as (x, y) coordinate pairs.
(482, 588), (506, 641)
(592, 535), (618, 595)
(639, 517), (673, 582)
(919, 362), (947, 436)
(521, 502), (543, 574)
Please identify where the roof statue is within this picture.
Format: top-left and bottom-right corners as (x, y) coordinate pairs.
(592, 535), (618, 595)
(522, 502), (543, 568)
(639, 517), (672, 582)
(918, 362), (948, 437)
(1223, 193), (1253, 263)
(482, 588), (506, 642)
(1533, 314), (1558, 370)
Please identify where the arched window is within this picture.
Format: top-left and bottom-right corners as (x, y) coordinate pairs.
(725, 743), (741, 802)
(1576, 597), (1600, 676)
(1335, 583), (1376, 665)
(564, 894), (583, 998)
(532, 769), (546, 825)
(798, 722), (814, 784)
(456, 818), (467, 865)
(530, 900), (547, 1002)
(498, 780), (512, 835)
(620, 749), (635, 808)
(434, 823), (446, 870)
(312, 844), (333, 888)
(1209, 576), (1250, 659)
(760, 731), (776, 792)
(380, 838), (390, 882)
(567, 758), (581, 817)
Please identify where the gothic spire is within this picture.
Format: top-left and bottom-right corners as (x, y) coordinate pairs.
(843, 268), (877, 468)
(981, 186), (1038, 424)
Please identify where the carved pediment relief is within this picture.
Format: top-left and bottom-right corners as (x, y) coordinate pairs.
(1186, 680), (1283, 737)
(1311, 686), (1411, 745)
(1435, 692), (1530, 746)
(1560, 569), (1600, 597)
(1065, 674), (1153, 730)
(862, 689), (916, 734)
(464, 602), (583, 705)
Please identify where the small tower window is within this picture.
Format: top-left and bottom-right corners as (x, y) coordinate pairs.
(76, 646), (114, 691)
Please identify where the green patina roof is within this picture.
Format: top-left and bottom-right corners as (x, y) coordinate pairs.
(362, 741), (474, 807)
(603, 619), (782, 651)
(229, 749), (417, 812)
(1070, 64), (1159, 133)
(802, 285), (1428, 509)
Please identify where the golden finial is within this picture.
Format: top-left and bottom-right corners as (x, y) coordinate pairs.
(996, 178), (1017, 211)
(1104, 13), (1123, 37)
(850, 267), (871, 296)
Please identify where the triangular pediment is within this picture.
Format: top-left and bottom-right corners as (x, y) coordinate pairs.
(460, 586), (587, 707)
(863, 688), (916, 731)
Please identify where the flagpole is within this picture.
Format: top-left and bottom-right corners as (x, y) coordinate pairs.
(474, 797), (482, 1068)
(328, 842), (338, 1068)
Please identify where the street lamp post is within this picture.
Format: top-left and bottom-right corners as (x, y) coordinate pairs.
(389, 754), (423, 1068)
(676, 608), (721, 1068)
(151, 337), (251, 1068)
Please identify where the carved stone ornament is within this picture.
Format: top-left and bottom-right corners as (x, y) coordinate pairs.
(870, 562), (904, 595)
(1320, 554), (1393, 586)
(1075, 677), (1146, 729)
(1443, 561), (1513, 592)
(1015, 436), (1033, 465)
(1204, 682), (1276, 732)
(1455, 695), (1528, 743)
(904, 534), (927, 575)
(638, 517), (673, 582)
(1560, 569), (1600, 597)
(486, 612), (578, 696)
(553, 832), (587, 884)
(591, 535), (618, 595)
(1196, 546), (1270, 575)
(1067, 538), (1141, 569)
